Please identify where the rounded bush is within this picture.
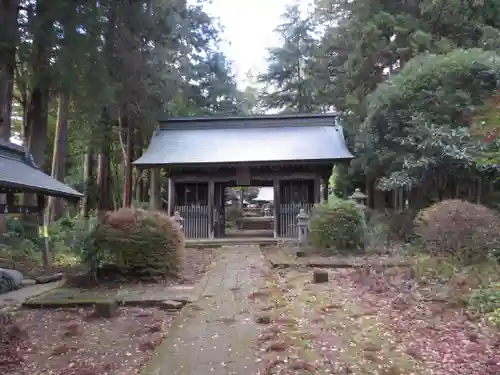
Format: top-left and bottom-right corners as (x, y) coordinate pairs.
(414, 199), (500, 264)
(83, 208), (185, 278)
(308, 199), (367, 252)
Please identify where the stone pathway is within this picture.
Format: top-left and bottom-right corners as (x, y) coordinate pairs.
(0, 280), (65, 307)
(142, 246), (265, 375)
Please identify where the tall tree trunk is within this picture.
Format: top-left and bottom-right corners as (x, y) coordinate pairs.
(47, 91), (70, 222)
(96, 110), (112, 220)
(122, 118), (133, 207)
(96, 149), (111, 218)
(134, 130), (143, 202)
(27, 87), (49, 167)
(0, 0), (19, 141)
(27, 0), (53, 168)
(81, 148), (94, 217)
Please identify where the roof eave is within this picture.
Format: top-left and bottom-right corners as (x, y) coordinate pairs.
(0, 181), (83, 200)
(133, 157), (354, 168)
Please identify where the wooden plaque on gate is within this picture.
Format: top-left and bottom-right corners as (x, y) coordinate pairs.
(236, 166), (251, 186)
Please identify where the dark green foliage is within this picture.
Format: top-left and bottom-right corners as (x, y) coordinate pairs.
(0, 217), (40, 263)
(414, 199), (500, 264)
(362, 49), (500, 190)
(468, 284), (500, 313)
(490, 247), (500, 263)
(82, 208), (185, 278)
(225, 206), (243, 223)
(304, 0), (500, 197)
(49, 216), (97, 256)
(367, 209), (417, 244)
(308, 199), (366, 252)
(259, 4), (320, 113)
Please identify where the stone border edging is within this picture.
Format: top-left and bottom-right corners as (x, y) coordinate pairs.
(22, 298), (189, 310)
(267, 256), (411, 269)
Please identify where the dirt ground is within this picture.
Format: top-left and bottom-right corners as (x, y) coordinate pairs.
(0, 248), (215, 375)
(2, 307), (178, 375)
(250, 255), (500, 375)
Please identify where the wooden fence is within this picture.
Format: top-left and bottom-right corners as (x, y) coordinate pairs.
(175, 203), (316, 240)
(174, 205), (210, 239)
(279, 203), (314, 238)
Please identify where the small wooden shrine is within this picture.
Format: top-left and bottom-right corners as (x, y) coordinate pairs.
(0, 141), (82, 265)
(134, 113), (354, 239)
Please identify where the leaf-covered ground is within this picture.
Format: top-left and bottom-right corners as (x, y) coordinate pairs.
(0, 247), (214, 284)
(1, 307), (178, 375)
(180, 247), (216, 284)
(250, 259), (500, 375)
(0, 248), (215, 374)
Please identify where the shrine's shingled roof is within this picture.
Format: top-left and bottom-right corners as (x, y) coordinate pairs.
(133, 113), (354, 166)
(0, 141), (82, 199)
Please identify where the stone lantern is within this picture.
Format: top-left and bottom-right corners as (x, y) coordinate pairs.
(172, 211), (184, 232)
(296, 209), (309, 245)
(349, 188), (367, 205)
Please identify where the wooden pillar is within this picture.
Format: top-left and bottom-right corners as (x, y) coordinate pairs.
(208, 179), (214, 239)
(167, 177), (175, 216)
(37, 193), (50, 269)
(149, 167), (161, 210)
(273, 178), (280, 238)
(322, 175), (329, 203)
(314, 176), (321, 204)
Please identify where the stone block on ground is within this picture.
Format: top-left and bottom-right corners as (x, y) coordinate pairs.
(0, 268), (23, 293)
(35, 273), (64, 284)
(313, 270), (329, 283)
(21, 279), (36, 286)
(93, 300), (118, 318)
(158, 300), (183, 310)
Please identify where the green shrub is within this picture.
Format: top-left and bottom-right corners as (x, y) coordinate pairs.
(414, 199), (500, 264)
(308, 199), (366, 252)
(82, 208), (184, 278)
(49, 216), (97, 255)
(487, 308), (500, 327)
(468, 284), (500, 313)
(225, 206), (243, 223)
(365, 209), (416, 247)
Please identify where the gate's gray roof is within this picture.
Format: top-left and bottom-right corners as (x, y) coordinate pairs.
(0, 141), (82, 199)
(133, 114), (354, 166)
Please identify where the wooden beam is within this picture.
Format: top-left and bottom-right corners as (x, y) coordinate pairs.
(171, 171), (322, 183)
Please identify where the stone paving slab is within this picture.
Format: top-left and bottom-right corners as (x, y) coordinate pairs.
(22, 283), (199, 308)
(142, 245), (265, 375)
(0, 280), (65, 307)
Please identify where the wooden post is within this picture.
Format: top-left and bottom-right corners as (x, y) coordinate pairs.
(208, 179), (214, 239)
(322, 175), (329, 203)
(37, 193), (50, 269)
(6, 191), (14, 210)
(314, 176), (321, 203)
(273, 178), (280, 238)
(167, 177), (175, 216)
(149, 167), (161, 210)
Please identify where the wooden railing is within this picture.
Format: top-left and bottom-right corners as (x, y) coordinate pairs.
(279, 203), (314, 238)
(174, 205), (210, 239)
